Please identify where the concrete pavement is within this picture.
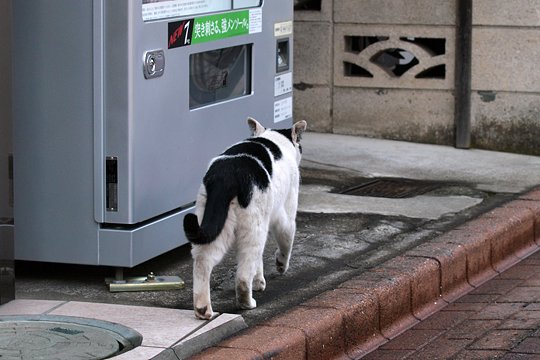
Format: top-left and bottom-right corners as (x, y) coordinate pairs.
(301, 133), (540, 194)
(2, 133), (540, 359)
(191, 133), (540, 359)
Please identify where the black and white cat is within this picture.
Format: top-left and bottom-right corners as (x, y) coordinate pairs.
(183, 117), (307, 320)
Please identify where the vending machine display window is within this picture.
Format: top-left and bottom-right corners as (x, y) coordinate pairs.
(190, 44), (252, 109)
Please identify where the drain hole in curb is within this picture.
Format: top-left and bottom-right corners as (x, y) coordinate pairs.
(338, 178), (446, 199)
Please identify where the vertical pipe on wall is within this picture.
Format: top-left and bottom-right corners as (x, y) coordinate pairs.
(454, 0), (473, 148)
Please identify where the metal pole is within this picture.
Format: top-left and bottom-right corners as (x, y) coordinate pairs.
(454, 0), (473, 149)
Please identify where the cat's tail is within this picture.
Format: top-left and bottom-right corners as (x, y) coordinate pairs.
(183, 213), (205, 243)
(183, 189), (233, 245)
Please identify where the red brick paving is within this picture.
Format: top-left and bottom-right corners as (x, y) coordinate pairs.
(451, 350), (507, 359)
(361, 250), (540, 359)
(445, 319), (501, 340)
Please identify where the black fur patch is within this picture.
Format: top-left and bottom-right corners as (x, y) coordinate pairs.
(222, 141), (273, 176)
(186, 140), (275, 244)
(204, 156), (270, 208)
(184, 213), (201, 242)
(248, 137), (283, 160)
(272, 128), (294, 144)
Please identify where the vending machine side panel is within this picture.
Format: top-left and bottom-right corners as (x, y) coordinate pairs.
(13, 1), (100, 264)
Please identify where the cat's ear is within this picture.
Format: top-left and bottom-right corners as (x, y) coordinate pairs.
(247, 117), (265, 136)
(292, 120), (307, 143)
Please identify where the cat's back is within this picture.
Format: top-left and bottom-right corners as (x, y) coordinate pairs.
(203, 130), (297, 196)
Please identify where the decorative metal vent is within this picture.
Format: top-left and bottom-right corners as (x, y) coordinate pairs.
(343, 36), (446, 79)
(335, 26), (454, 90)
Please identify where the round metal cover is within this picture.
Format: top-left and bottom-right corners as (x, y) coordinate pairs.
(0, 315), (142, 360)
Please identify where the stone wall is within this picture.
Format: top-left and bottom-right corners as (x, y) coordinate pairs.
(471, 0), (540, 155)
(294, 0), (540, 154)
(294, 0), (457, 145)
(294, 0), (334, 132)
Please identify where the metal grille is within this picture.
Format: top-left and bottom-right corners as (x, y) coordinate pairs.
(339, 178), (442, 198)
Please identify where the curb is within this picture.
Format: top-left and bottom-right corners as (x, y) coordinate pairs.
(190, 188), (540, 360)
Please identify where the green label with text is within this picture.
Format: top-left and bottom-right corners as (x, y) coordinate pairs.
(191, 11), (250, 44)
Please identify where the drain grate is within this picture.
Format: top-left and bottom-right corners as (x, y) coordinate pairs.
(339, 178), (443, 199)
(0, 315), (142, 360)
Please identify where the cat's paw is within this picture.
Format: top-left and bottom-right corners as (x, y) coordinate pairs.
(253, 277), (266, 292)
(236, 280), (257, 309)
(194, 305), (214, 320)
(275, 250), (289, 274)
(237, 297), (257, 310)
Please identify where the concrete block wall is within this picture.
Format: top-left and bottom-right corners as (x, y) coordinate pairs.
(294, 0), (540, 154)
(293, 0), (334, 132)
(471, 0), (540, 155)
(294, 0), (458, 145)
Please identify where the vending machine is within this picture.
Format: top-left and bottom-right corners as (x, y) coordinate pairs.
(12, 0), (294, 267)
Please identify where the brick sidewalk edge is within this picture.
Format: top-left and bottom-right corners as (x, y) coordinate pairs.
(190, 188), (540, 360)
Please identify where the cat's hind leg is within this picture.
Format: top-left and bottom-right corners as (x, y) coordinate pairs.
(253, 256), (266, 292)
(191, 221), (234, 320)
(192, 245), (221, 320)
(235, 218), (269, 309)
(271, 208), (296, 274)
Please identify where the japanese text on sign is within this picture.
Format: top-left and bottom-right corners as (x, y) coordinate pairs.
(192, 11), (250, 44)
(167, 9), (262, 49)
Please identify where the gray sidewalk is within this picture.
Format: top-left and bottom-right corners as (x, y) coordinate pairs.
(301, 132), (540, 194)
(3, 133), (540, 359)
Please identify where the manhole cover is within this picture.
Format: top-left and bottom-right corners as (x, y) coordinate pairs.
(0, 315), (142, 360)
(339, 178), (443, 198)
